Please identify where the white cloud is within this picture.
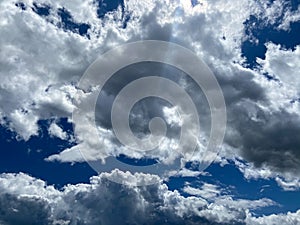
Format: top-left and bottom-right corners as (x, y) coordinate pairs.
(257, 43), (300, 96)
(232, 158), (300, 191)
(9, 109), (39, 141)
(278, 6), (300, 30)
(168, 168), (209, 178)
(246, 210), (300, 225)
(183, 183), (220, 199)
(0, 0), (299, 201)
(163, 106), (183, 127)
(48, 121), (68, 140)
(183, 181), (277, 224)
(0, 171), (284, 225)
(0, 0), (129, 140)
(275, 177), (300, 191)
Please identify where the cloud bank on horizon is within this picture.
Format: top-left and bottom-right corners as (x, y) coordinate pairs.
(0, 0), (299, 224)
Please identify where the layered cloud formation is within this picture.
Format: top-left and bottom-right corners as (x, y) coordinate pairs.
(0, 0), (299, 224)
(1, 170), (298, 225)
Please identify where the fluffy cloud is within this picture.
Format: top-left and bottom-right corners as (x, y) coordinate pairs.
(257, 42), (300, 97)
(48, 121), (68, 140)
(0, 0), (299, 203)
(246, 210), (300, 225)
(0, 171), (286, 225)
(27, 0), (299, 180)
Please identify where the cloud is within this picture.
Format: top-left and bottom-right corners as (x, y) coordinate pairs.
(38, 0), (255, 167)
(0, 0), (300, 185)
(48, 121), (68, 140)
(219, 157), (300, 191)
(1, 1), (300, 224)
(275, 177), (300, 191)
(228, 105), (300, 176)
(183, 183), (221, 199)
(0, 171), (284, 225)
(246, 210), (300, 225)
(257, 43), (300, 95)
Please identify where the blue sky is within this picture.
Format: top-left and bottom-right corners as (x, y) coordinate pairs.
(0, 0), (300, 224)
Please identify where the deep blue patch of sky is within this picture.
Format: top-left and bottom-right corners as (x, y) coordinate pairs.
(116, 154), (158, 166)
(242, 0), (300, 69)
(0, 118), (96, 188)
(15, 2), (26, 10)
(15, 2), (91, 38)
(57, 8), (91, 37)
(97, 0), (124, 18)
(191, 0), (199, 7)
(16, 0), (131, 35)
(32, 2), (50, 16)
(96, 0), (131, 29)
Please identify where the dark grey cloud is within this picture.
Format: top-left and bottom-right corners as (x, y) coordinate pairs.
(228, 106), (300, 175)
(0, 194), (51, 225)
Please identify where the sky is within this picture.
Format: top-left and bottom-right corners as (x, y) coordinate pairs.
(0, 0), (300, 224)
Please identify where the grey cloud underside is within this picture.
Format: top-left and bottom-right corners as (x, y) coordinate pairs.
(216, 66), (300, 175)
(0, 172), (281, 225)
(95, 62), (209, 139)
(229, 107), (300, 175)
(0, 194), (50, 225)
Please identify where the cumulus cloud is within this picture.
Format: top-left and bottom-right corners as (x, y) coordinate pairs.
(1, 0), (300, 224)
(0, 171), (285, 225)
(246, 210), (300, 225)
(257, 43), (300, 95)
(0, 0), (299, 198)
(48, 121), (68, 140)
